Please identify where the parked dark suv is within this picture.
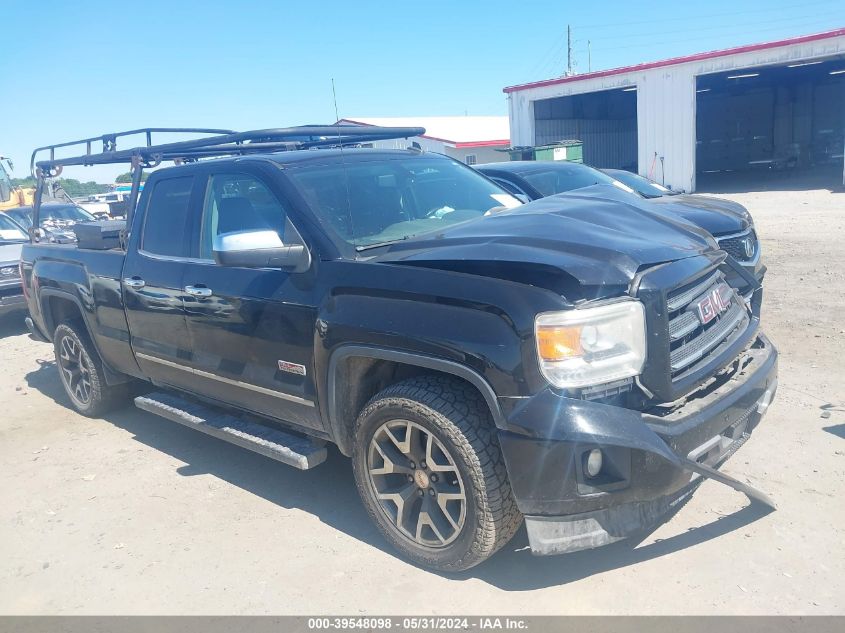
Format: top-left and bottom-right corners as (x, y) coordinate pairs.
(477, 161), (763, 289)
(22, 127), (777, 571)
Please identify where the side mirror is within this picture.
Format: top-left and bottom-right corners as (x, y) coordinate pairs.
(213, 229), (310, 272)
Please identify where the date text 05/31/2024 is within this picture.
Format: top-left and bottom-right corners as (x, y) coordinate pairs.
(307, 617), (528, 630)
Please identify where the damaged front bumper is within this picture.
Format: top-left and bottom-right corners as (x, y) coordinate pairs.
(498, 333), (778, 556)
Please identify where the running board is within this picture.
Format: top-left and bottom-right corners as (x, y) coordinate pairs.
(134, 392), (327, 470)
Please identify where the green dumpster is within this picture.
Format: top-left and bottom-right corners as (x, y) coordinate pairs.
(505, 140), (583, 163)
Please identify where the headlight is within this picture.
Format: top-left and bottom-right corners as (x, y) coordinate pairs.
(535, 300), (646, 389)
(0, 265), (19, 278)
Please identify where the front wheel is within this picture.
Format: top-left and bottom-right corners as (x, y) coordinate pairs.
(53, 320), (128, 417)
(352, 376), (522, 572)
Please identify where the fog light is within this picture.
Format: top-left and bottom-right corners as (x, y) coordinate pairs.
(586, 449), (603, 478)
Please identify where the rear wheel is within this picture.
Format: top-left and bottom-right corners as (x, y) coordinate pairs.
(53, 320), (128, 417)
(352, 375), (522, 572)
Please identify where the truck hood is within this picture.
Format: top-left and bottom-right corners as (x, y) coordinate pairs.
(647, 193), (751, 236)
(0, 243), (23, 266)
(372, 191), (719, 297)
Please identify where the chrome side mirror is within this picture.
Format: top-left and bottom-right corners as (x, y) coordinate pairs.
(212, 229), (310, 271)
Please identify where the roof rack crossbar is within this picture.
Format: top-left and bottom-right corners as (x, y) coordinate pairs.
(31, 125), (425, 174)
(27, 124), (426, 245)
(30, 127), (238, 176)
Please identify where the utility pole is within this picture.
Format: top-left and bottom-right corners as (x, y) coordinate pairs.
(588, 40), (592, 72)
(567, 25), (573, 76)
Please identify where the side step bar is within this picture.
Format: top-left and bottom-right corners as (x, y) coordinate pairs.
(135, 391), (328, 470)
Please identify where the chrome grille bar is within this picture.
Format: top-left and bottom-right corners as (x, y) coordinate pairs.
(666, 271), (722, 312)
(670, 302), (748, 372)
(668, 311), (700, 342)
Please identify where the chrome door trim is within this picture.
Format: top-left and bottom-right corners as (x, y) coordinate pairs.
(123, 277), (146, 289)
(184, 285), (213, 297)
(138, 249), (213, 265)
(135, 352), (315, 407)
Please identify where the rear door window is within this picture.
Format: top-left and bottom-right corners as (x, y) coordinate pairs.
(141, 176), (195, 257)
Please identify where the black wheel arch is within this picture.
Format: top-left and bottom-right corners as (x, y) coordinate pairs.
(326, 345), (505, 456)
(39, 289), (129, 387)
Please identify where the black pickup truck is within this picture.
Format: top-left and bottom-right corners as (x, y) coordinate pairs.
(21, 127), (778, 571)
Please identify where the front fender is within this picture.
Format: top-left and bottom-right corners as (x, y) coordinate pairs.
(325, 345), (506, 455)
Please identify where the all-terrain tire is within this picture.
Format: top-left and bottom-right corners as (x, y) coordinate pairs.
(351, 375), (522, 572)
(53, 320), (128, 417)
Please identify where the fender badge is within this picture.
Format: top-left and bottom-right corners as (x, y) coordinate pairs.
(278, 360), (307, 376)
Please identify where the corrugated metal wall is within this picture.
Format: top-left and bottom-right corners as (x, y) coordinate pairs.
(637, 69), (697, 190)
(533, 90), (638, 169)
(534, 118), (637, 169)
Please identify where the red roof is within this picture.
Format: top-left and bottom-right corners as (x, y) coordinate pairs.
(504, 27), (845, 94)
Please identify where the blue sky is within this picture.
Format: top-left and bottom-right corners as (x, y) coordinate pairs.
(2, 0), (843, 182)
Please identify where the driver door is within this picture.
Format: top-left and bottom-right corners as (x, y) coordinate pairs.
(179, 168), (323, 432)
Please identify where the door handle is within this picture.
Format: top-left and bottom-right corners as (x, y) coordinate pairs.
(184, 285), (213, 298)
(123, 277), (145, 289)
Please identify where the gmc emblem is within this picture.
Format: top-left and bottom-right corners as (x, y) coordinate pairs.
(695, 283), (733, 325)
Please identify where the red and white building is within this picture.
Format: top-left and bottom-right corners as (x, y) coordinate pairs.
(336, 116), (510, 165)
(505, 28), (845, 191)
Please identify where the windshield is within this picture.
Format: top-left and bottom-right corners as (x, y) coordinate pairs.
(519, 163), (617, 196)
(9, 205), (95, 229)
(286, 157), (521, 248)
(6, 208), (32, 229)
(608, 170), (676, 197)
(0, 213), (28, 241)
(42, 205), (96, 223)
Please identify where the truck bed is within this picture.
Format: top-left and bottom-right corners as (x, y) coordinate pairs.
(21, 242), (140, 380)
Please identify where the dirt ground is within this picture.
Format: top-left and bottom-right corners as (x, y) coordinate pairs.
(0, 183), (843, 615)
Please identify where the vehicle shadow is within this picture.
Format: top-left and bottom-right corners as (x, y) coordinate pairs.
(465, 501), (773, 590)
(25, 359), (775, 589)
(0, 311), (28, 338)
(24, 359), (389, 556)
(823, 423), (845, 440)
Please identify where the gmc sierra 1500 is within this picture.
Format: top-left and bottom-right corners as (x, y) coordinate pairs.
(21, 127), (777, 571)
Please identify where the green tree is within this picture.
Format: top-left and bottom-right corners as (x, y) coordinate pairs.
(59, 179), (110, 197)
(115, 171), (149, 183)
(11, 177), (110, 197)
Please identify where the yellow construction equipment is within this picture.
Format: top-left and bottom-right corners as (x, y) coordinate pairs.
(0, 156), (35, 211)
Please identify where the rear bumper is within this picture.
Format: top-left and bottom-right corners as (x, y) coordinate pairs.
(499, 333), (778, 555)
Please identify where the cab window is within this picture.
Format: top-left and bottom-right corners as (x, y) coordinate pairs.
(142, 176), (195, 257)
(199, 173), (288, 260)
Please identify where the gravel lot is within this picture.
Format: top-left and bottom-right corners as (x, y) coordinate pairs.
(1, 182), (843, 615)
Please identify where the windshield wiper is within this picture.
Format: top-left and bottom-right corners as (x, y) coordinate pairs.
(355, 236), (411, 252)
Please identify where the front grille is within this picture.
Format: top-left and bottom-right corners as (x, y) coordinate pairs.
(0, 265), (20, 279)
(0, 284), (23, 299)
(718, 230), (757, 262)
(636, 258), (759, 402)
(666, 271), (749, 381)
